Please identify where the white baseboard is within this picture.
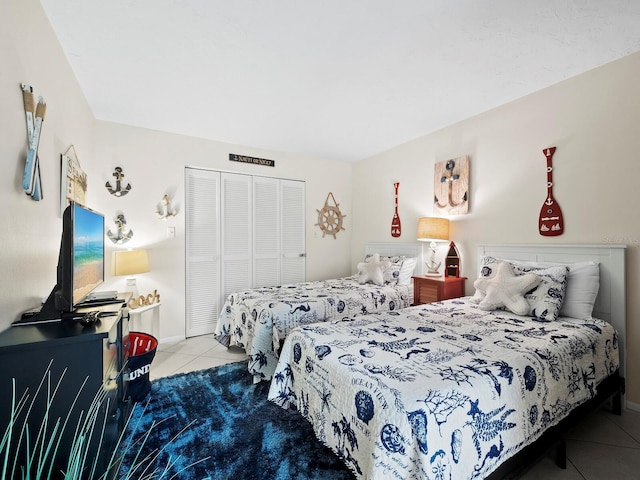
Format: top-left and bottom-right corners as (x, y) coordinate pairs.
(158, 334), (185, 345)
(626, 400), (640, 412)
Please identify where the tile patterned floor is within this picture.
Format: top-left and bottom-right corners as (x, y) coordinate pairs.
(153, 334), (640, 479)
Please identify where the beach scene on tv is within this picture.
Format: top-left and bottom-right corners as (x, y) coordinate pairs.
(73, 207), (104, 304)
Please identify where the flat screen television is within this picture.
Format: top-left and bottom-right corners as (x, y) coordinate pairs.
(34, 202), (106, 318)
(13, 202), (108, 325)
(57, 202), (105, 311)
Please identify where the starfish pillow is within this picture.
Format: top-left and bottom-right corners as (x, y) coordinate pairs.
(474, 261), (540, 315)
(357, 253), (390, 286)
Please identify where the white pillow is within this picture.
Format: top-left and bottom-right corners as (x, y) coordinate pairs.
(357, 254), (389, 286)
(511, 260), (600, 319)
(397, 257), (417, 285)
(474, 261), (541, 315)
(561, 261), (600, 319)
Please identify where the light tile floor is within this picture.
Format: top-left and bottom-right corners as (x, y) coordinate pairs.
(153, 334), (640, 479)
(151, 333), (248, 380)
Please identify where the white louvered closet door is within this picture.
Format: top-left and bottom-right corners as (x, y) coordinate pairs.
(253, 176), (280, 287)
(281, 179), (306, 284)
(185, 170), (305, 338)
(221, 173), (253, 302)
(185, 168), (220, 337)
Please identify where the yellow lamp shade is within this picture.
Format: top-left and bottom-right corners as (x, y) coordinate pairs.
(112, 249), (150, 276)
(417, 217), (450, 241)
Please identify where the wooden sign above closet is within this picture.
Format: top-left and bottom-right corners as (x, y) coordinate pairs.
(229, 153), (275, 167)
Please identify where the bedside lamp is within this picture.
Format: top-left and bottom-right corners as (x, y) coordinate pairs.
(112, 249), (149, 298)
(417, 217), (450, 276)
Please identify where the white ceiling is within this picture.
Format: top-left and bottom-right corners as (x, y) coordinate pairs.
(40, 0), (640, 163)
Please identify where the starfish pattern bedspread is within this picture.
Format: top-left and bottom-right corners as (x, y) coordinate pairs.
(215, 276), (412, 381)
(268, 298), (619, 480)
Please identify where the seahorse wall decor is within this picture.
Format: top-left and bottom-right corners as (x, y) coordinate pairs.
(434, 155), (469, 215)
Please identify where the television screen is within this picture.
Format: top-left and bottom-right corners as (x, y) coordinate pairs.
(13, 202), (106, 324)
(72, 204), (105, 306)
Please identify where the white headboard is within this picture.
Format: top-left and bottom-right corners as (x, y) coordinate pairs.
(365, 242), (425, 275)
(477, 244), (627, 381)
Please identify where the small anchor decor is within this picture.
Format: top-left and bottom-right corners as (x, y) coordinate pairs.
(107, 213), (134, 244)
(434, 155), (469, 215)
(316, 192), (346, 239)
(105, 167), (132, 197)
(155, 194), (177, 219)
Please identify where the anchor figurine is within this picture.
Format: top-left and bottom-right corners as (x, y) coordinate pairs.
(105, 167), (132, 197)
(107, 213), (134, 244)
(155, 194), (176, 219)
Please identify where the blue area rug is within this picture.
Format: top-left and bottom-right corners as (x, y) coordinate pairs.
(119, 361), (354, 480)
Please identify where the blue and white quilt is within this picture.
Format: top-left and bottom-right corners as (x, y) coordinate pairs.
(215, 276), (412, 382)
(268, 298), (619, 480)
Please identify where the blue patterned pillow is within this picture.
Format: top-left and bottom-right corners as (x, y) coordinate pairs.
(474, 256), (569, 321)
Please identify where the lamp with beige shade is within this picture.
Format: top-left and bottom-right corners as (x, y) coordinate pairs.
(417, 217), (450, 276)
(112, 249), (158, 308)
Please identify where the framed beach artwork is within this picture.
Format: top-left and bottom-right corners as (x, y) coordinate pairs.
(433, 155), (469, 215)
(60, 145), (88, 215)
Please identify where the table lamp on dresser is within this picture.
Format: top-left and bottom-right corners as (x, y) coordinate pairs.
(417, 217), (450, 276)
(112, 249), (149, 298)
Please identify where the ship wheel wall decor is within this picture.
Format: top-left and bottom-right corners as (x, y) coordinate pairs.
(316, 192), (346, 239)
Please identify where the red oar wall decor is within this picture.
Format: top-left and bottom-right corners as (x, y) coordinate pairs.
(538, 147), (564, 236)
(391, 182), (401, 237)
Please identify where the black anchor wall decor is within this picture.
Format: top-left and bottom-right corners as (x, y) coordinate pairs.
(107, 212), (134, 244)
(105, 167), (132, 197)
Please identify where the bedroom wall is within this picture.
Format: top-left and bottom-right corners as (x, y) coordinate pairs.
(351, 51), (640, 407)
(0, 0), (97, 331)
(95, 121), (353, 343)
(0, 0), (353, 339)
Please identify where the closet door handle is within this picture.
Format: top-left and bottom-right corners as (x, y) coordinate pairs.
(282, 253), (306, 258)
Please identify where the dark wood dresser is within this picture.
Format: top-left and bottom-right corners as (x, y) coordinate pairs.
(0, 300), (130, 478)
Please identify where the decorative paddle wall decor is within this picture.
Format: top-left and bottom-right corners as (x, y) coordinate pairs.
(20, 83), (46, 201)
(538, 147), (564, 236)
(316, 192), (346, 239)
(434, 155), (469, 215)
(391, 182), (401, 237)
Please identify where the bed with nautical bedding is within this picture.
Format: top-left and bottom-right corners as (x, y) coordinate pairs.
(267, 244), (627, 480)
(215, 243), (424, 382)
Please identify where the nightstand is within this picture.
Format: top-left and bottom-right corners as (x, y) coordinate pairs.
(129, 302), (161, 338)
(412, 276), (467, 305)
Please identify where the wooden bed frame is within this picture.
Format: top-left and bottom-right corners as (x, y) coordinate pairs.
(476, 244), (626, 478)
